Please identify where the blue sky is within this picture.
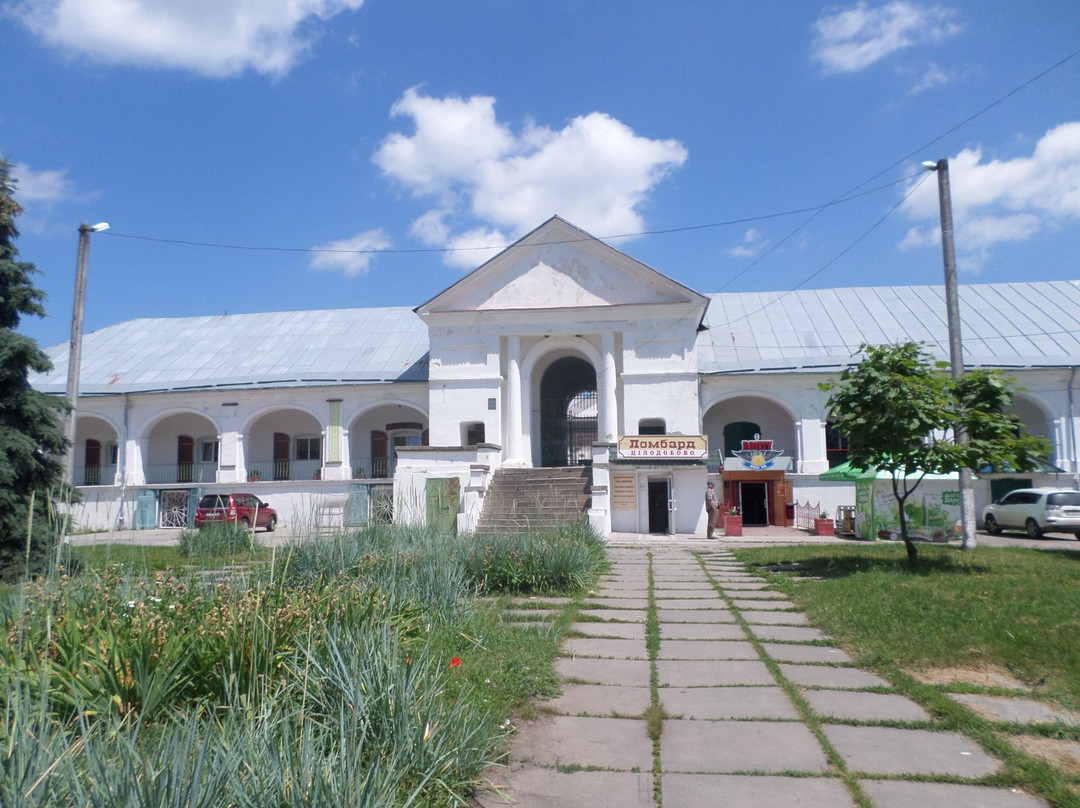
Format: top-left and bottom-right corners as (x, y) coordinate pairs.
(3, 1), (1078, 350)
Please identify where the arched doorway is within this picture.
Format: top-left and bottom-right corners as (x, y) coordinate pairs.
(540, 356), (597, 467)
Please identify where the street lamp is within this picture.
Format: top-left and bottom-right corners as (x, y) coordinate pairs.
(922, 159), (977, 550)
(62, 221), (109, 486)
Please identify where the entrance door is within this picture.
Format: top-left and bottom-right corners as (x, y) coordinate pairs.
(273, 432), (291, 480)
(177, 436), (194, 483)
(84, 439), (102, 486)
(647, 478), (671, 534)
(539, 356), (597, 467)
(740, 481), (769, 526)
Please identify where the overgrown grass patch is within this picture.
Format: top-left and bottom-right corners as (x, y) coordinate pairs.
(0, 521), (603, 806)
(732, 544), (1080, 708)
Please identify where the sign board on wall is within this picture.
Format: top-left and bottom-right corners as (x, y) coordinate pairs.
(611, 474), (638, 510)
(723, 437), (793, 471)
(617, 436), (708, 460)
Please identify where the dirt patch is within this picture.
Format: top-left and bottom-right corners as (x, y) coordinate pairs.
(1008, 735), (1080, 778)
(907, 665), (1033, 691)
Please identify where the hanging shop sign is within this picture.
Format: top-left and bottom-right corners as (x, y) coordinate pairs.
(724, 436), (792, 471)
(617, 435), (708, 460)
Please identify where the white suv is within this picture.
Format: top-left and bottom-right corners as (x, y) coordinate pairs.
(982, 488), (1080, 539)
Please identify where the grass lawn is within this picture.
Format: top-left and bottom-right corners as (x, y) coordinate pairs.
(732, 542), (1080, 807)
(733, 543), (1080, 708)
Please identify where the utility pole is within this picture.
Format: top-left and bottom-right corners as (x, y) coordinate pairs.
(63, 222), (109, 485)
(923, 159), (977, 550)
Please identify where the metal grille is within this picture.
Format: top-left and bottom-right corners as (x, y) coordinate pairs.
(160, 490), (189, 528)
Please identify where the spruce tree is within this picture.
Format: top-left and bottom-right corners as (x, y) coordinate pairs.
(0, 157), (70, 579)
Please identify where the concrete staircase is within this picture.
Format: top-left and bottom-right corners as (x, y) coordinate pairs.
(475, 467), (592, 534)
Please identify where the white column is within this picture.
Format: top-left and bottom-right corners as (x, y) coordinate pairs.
(600, 332), (618, 442)
(506, 336), (524, 465)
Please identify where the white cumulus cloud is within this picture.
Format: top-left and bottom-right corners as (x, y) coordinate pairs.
(811, 1), (961, 74)
(308, 229), (391, 277)
(899, 122), (1080, 270)
(373, 88), (688, 270)
(726, 227), (768, 258)
(8, 0), (365, 77)
(9, 161), (76, 203)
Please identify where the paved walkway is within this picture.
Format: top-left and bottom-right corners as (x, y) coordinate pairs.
(477, 543), (1051, 808)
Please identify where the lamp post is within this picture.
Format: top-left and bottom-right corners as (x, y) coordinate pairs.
(63, 222), (109, 486)
(922, 159), (976, 550)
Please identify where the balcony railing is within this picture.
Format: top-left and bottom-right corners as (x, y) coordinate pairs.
(351, 458), (392, 480)
(144, 462), (218, 485)
(74, 464), (117, 486)
(245, 459), (322, 482)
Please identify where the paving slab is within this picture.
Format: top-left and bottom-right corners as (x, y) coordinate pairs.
(476, 767), (655, 808)
(946, 693), (1080, 726)
(563, 638), (648, 659)
(578, 609), (647, 623)
(661, 719), (829, 773)
(654, 590), (718, 601)
(739, 610), (809, 625)
(660, 622), (747, 640)
(658, 640), (759, 660)
(780, 664), (890, 689)
(555, 657), (651, 687)
(713, 581), (769, 590)
(582, 597), (649, 609)
(823, 725), (1000, 777)
(660, 686), (800, 720)
(663, 774), (857, 808)
(760, 643), (853, 664)
(656, 608), (736, 623)
(512, 596), (572, 607)
(543, 684), (652, 717)
(803, 690), (931, 722)
(858, 780), (1050, 808)
(569, 621), (646, 640)
(746, 625), (828, 642)
(719, 589), (788, 599)
(656, 659), (775, 687)
(653, 582), (718, 592)
(654, 597), (724, 609)
(509, 715), (654, 771)
(730, 598), (798, 611)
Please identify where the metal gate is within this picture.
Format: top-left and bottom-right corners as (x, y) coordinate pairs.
(541, 390), (597, 467)
(160, 490), (191, 528)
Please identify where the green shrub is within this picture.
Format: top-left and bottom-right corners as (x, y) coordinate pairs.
(456, 521), (607, 594)
(177, 523), (258, 556)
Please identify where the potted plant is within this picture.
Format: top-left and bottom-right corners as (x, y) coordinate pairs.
(247, 469), (261, 482)
(813, 511), (834, 536)
(723, 505), (743, 537)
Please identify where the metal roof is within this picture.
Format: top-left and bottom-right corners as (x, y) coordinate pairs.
(32, 307), (430, 395)
(29, 280), (1080, 396)
(697, 280), (1080, 374)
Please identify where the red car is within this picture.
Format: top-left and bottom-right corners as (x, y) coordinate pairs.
(194, 493), (278, 532)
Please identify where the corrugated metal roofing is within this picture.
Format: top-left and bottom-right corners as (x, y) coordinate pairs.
(32, 307), (430, 395)
(29, 280), (1080, 396)
(697, 280), (1080, 373)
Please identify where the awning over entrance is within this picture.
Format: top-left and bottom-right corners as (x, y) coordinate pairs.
(817, 461), (959, 481)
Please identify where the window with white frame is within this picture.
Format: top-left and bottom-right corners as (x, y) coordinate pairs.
(296, 436), (321, 461)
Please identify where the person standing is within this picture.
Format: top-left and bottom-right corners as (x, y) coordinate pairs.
(705, 480), (720, 539)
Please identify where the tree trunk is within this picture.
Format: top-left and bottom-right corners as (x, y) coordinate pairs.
(897, 499), (918, 565)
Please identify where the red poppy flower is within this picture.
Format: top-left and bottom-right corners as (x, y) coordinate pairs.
(450, 657), (462, 668)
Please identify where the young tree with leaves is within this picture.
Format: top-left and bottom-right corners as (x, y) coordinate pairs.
(822, 341), (1049, 565)
(0, 157), (71, 579)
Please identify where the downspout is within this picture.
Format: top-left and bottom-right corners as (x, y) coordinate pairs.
(1068, 367), (1079, 488)
(117, 394), (130, 529)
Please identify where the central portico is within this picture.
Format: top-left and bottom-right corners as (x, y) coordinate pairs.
(401, 216), (711, 534)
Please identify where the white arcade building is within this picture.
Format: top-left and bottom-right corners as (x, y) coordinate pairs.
(31, 217), (1080, 537)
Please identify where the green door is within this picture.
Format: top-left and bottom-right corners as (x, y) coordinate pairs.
(426, 477), (460, 534)
(136, 489), (157, 530)
(346, 484), (370, 527)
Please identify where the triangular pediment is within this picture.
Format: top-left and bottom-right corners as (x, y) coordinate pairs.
(416, 217), (708, 316)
